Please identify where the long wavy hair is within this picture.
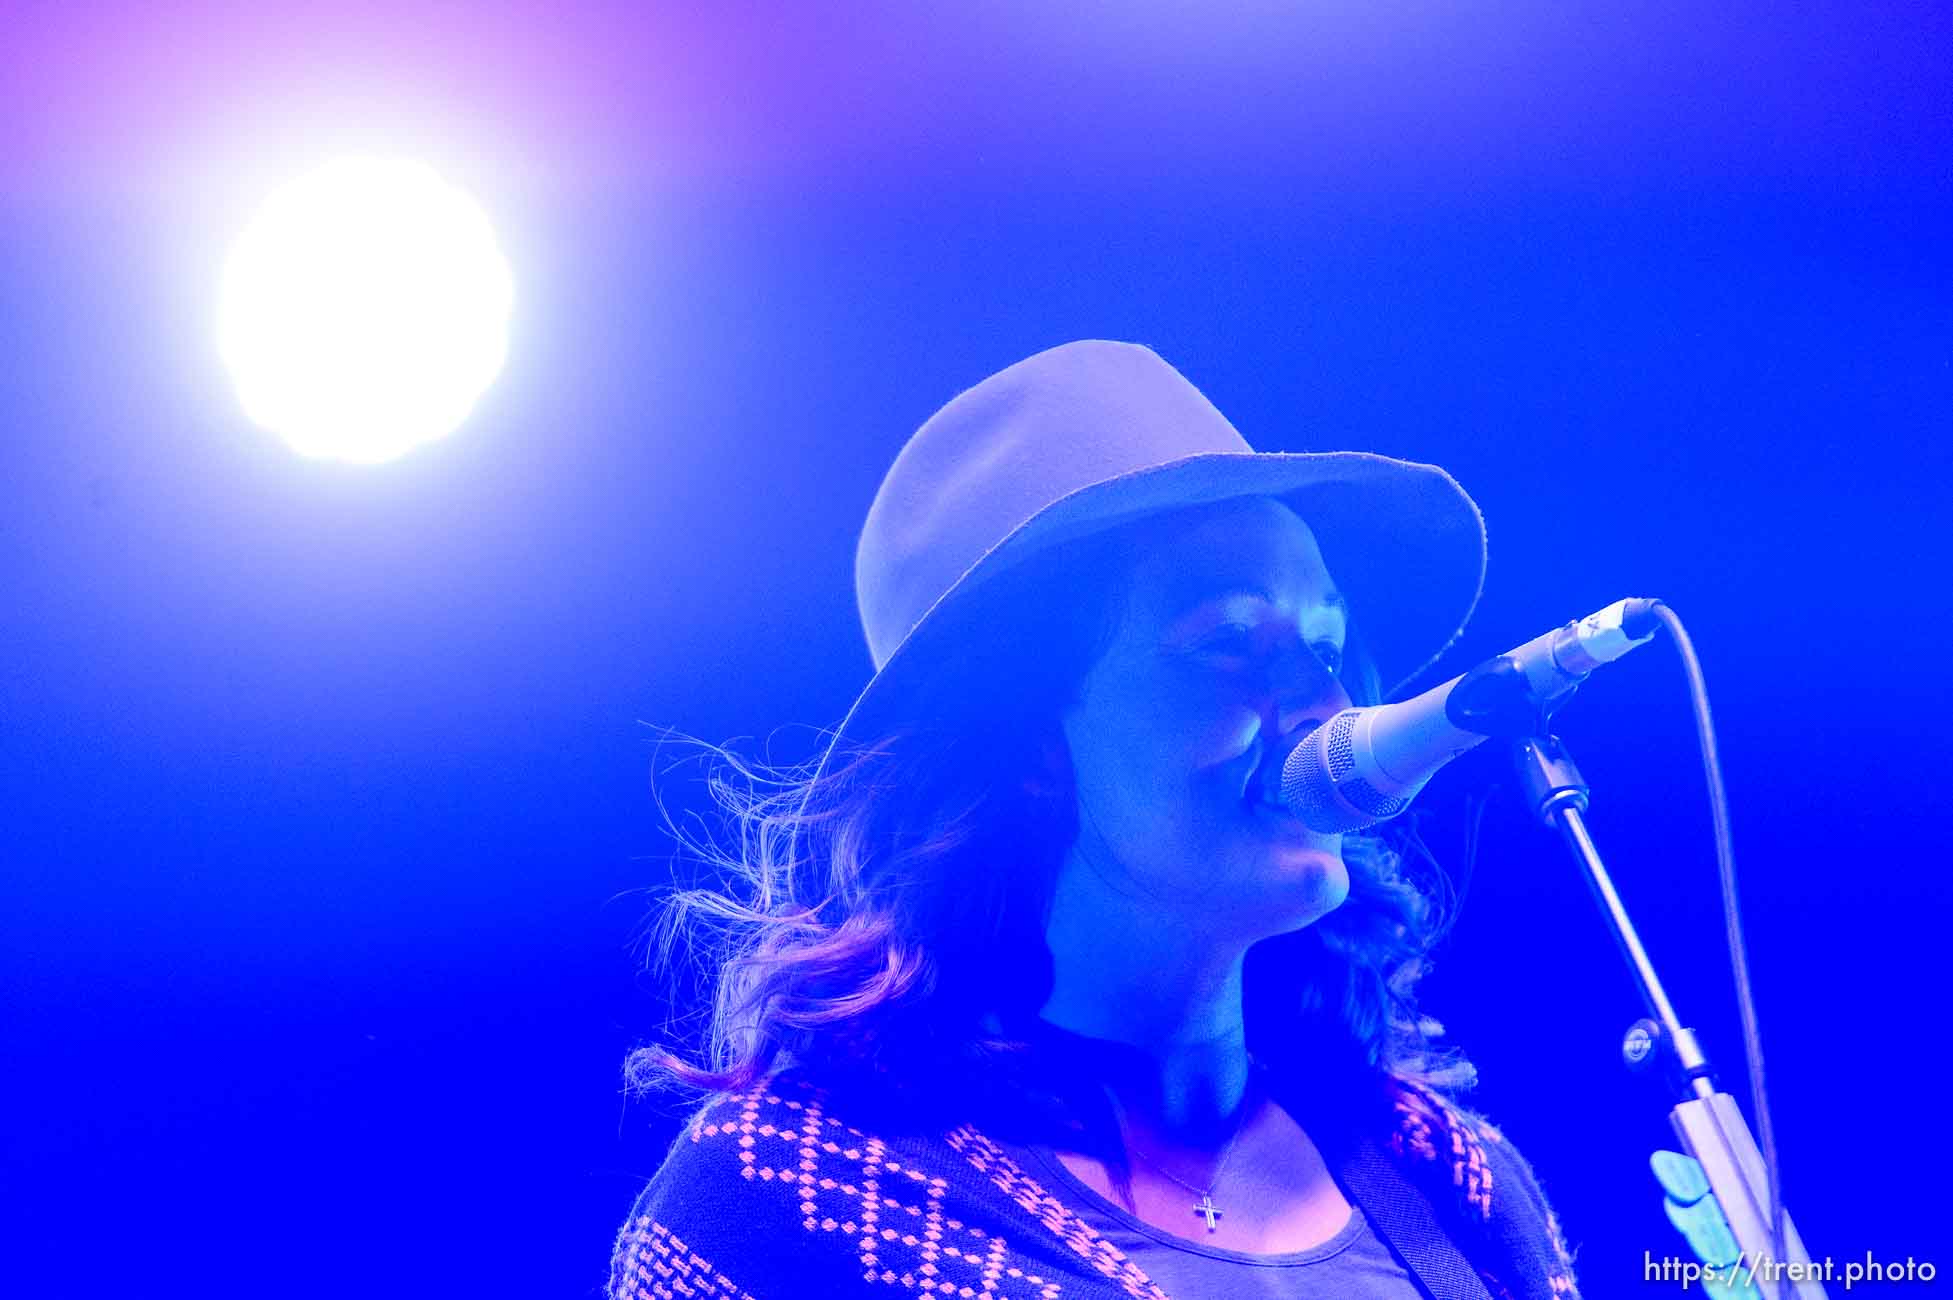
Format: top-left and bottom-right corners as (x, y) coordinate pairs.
(628, 515), (1474, 1130)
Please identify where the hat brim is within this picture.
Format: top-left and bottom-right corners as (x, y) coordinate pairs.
(823, 448), (1485, 768)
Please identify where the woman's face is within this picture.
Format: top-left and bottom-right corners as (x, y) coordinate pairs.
(1058, 496), (1353, 944)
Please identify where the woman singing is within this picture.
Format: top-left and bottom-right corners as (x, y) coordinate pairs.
(607, 340), (1579, 1299)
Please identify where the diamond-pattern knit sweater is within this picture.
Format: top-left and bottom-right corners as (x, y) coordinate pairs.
(607, 1068), (1579, 1300)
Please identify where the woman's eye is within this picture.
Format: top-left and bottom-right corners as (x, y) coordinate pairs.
(1191, 628), (1342, 678)
(1200, 626), (1257, 654)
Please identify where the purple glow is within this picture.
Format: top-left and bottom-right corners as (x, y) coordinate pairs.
(3, 4), (1942, 200)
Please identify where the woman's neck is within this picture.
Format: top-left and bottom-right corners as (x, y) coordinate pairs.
(1038, 854), (1256, 1136)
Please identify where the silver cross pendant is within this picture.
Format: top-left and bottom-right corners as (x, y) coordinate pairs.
(1193, 1194), (1222, 1232)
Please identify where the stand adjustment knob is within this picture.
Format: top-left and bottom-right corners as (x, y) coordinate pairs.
(1623, 1016), (1668, 1073)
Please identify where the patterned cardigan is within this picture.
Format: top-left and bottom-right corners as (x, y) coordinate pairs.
(607, 1070), (1579, 1300)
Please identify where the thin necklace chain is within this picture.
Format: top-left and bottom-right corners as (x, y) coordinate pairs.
(1100, 1058), (1262, 1199)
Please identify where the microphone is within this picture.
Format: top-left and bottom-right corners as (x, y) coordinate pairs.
(1276, 598), (1664, 833)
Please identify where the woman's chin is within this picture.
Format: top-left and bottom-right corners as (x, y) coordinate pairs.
(1252, 845), (1349, 929)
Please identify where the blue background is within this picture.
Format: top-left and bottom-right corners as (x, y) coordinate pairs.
(2, 4), (1947, 1294)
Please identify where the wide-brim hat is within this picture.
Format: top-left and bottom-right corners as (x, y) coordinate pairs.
(825, 339), (1486, 767)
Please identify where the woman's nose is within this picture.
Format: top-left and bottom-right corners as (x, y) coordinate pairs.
(1271, 645), (1351, 732)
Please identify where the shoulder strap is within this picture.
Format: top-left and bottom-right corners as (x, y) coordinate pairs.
(1337, 1130), (1497, 1300)
(1260, 1064), (1496, 1300)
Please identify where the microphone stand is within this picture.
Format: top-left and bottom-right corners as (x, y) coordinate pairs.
(1510, 733), (1826, 1299)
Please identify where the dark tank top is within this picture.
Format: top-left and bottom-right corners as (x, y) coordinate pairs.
(1000, 1138), (1434, 1300)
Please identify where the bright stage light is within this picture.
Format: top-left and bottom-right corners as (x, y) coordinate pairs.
(218, 157), (514, 464)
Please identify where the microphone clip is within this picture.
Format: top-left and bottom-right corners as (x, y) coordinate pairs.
(1444, 653), (1578, 740)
